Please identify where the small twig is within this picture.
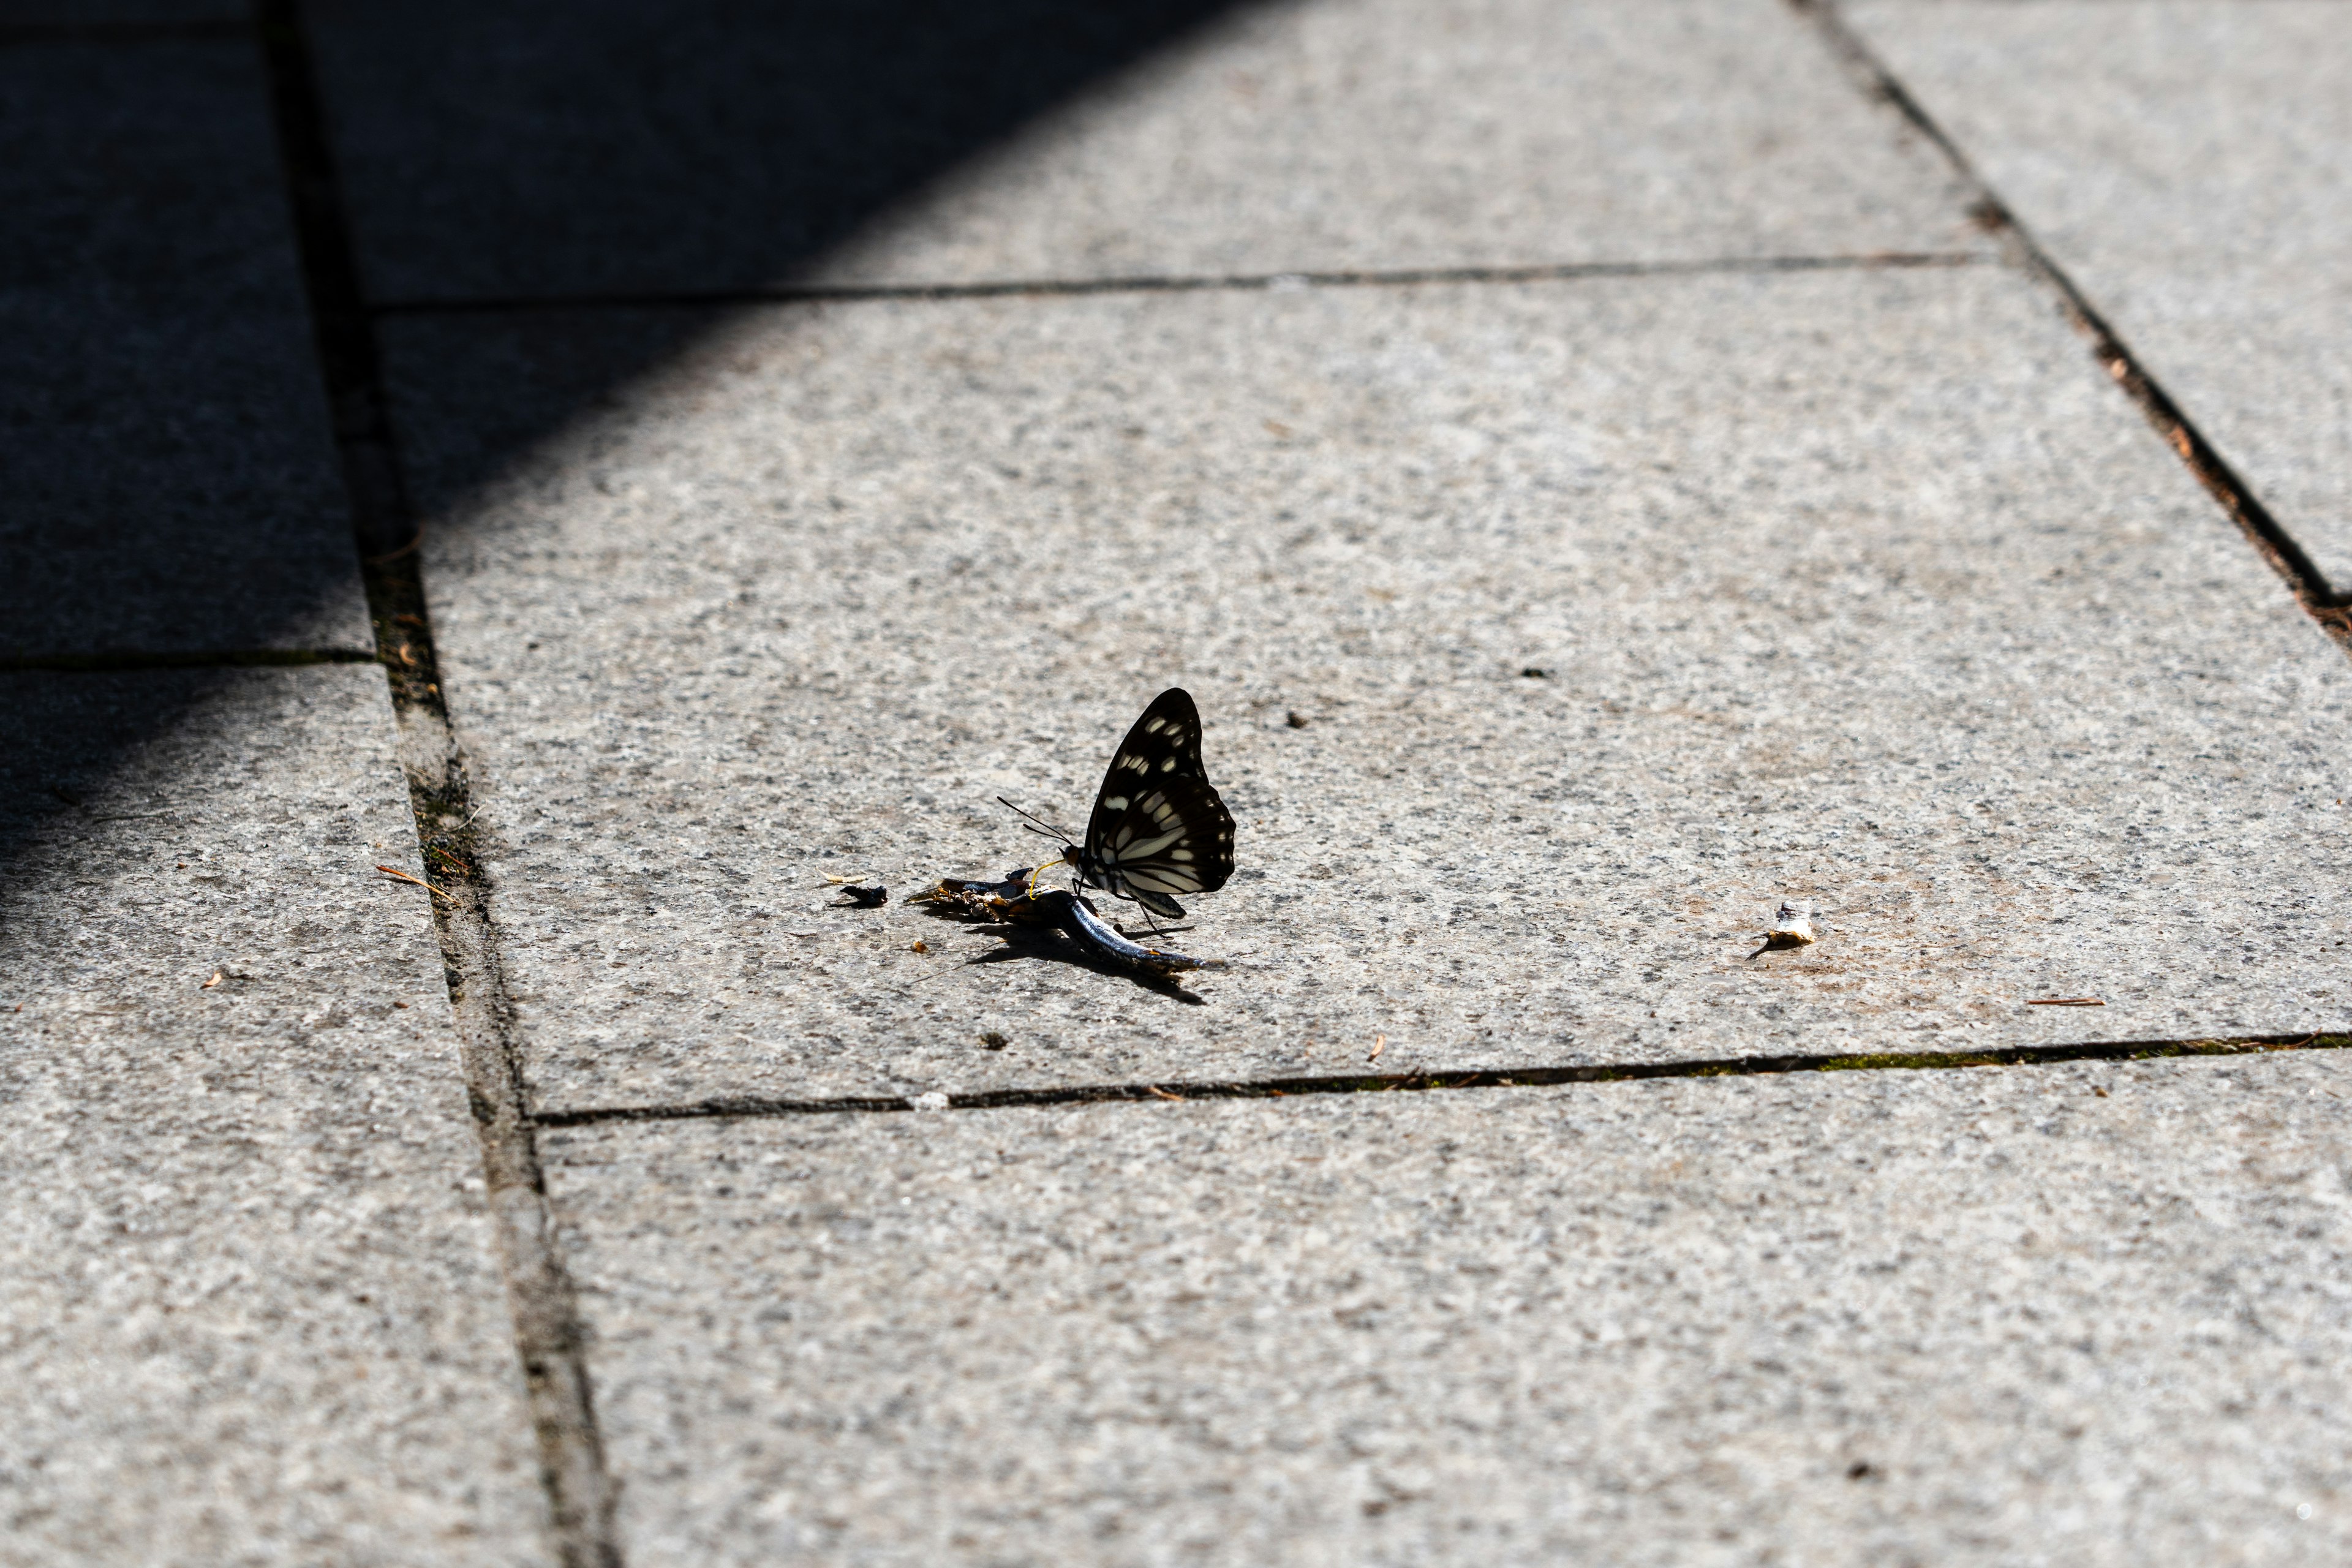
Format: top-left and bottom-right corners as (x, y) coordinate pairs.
(375, 863), (458, 903)
(2026, 998), (2105, 1007)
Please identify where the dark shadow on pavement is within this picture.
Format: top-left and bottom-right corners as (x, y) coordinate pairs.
(1, 0), (1245, 878)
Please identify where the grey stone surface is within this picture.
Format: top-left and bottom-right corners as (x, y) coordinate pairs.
(386, 265), (2352, 1109)
(1849, 0), (2352, 589)
(315, 0), (1983, 304)
(0, 37), (368, 658)
(0, 669), (550, 1566)
(543, 1050), (2352, 1566)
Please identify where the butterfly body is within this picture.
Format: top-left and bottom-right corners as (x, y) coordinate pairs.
(1057, 688), (1235, 922)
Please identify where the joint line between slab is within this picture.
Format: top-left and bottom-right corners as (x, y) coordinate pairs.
(1795, 0), (2352, 636)
(532, 1031), (2351, 1129)
(369, 250), (1989, 318)
(250, 4), (624, 1564)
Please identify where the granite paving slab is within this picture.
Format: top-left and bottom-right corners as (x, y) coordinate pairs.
(386, 265), (2352, 1109)
(0, 34), (367, 658)
(541, 1050), (2352, 1566)
(316, 0), (1983, 306)
(1848, 0), (2352, 589)
(0, 668), (549, 1567)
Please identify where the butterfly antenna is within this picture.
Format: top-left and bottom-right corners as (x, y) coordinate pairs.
(995, 796), (1076, 844)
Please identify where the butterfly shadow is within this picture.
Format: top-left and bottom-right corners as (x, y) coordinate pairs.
(918, 908), (1213, 1006)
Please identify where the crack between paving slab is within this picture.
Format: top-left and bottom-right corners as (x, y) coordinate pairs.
(0, 649), (376, 673)
(252, 4), (622, 1564)
(1794, 0), (2352, 643)
(532, 1031), (2351, 1128)
(369, 250), (1988, 317)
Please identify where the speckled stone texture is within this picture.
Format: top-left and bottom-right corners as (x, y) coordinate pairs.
(0, 36), (369, 658)
(1848, 0), (2352, 589)
(541, 1050), (2352, 1566)
(0, 669), (550, 1568)
(387, 265), (2352, 1108)
(310, 0), (1984, 303)
(13, 4), (2343, 1562)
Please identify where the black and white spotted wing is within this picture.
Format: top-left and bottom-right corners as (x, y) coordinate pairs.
(1063, 688), (1235, 921)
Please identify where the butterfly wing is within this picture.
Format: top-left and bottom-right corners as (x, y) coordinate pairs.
(1078, 688), (1236, 918)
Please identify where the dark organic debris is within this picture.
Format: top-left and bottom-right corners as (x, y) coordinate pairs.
(912, 873), (1226, 977)
(831, 884), (888, 908)
(1049, 889), (1225, 975)
(908, 871), (1057, 924)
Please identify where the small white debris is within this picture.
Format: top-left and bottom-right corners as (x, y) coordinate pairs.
(1749, 903), (1816, 959)
(908, 1091), (951, 1113)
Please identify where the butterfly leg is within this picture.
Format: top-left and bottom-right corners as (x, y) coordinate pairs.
(1120, 896), (1185, 945)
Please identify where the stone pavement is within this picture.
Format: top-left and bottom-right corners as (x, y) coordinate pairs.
(5, 2), (2348, 1564)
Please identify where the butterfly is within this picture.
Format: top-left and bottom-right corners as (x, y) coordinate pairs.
(1001, 688), (1237, 922)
